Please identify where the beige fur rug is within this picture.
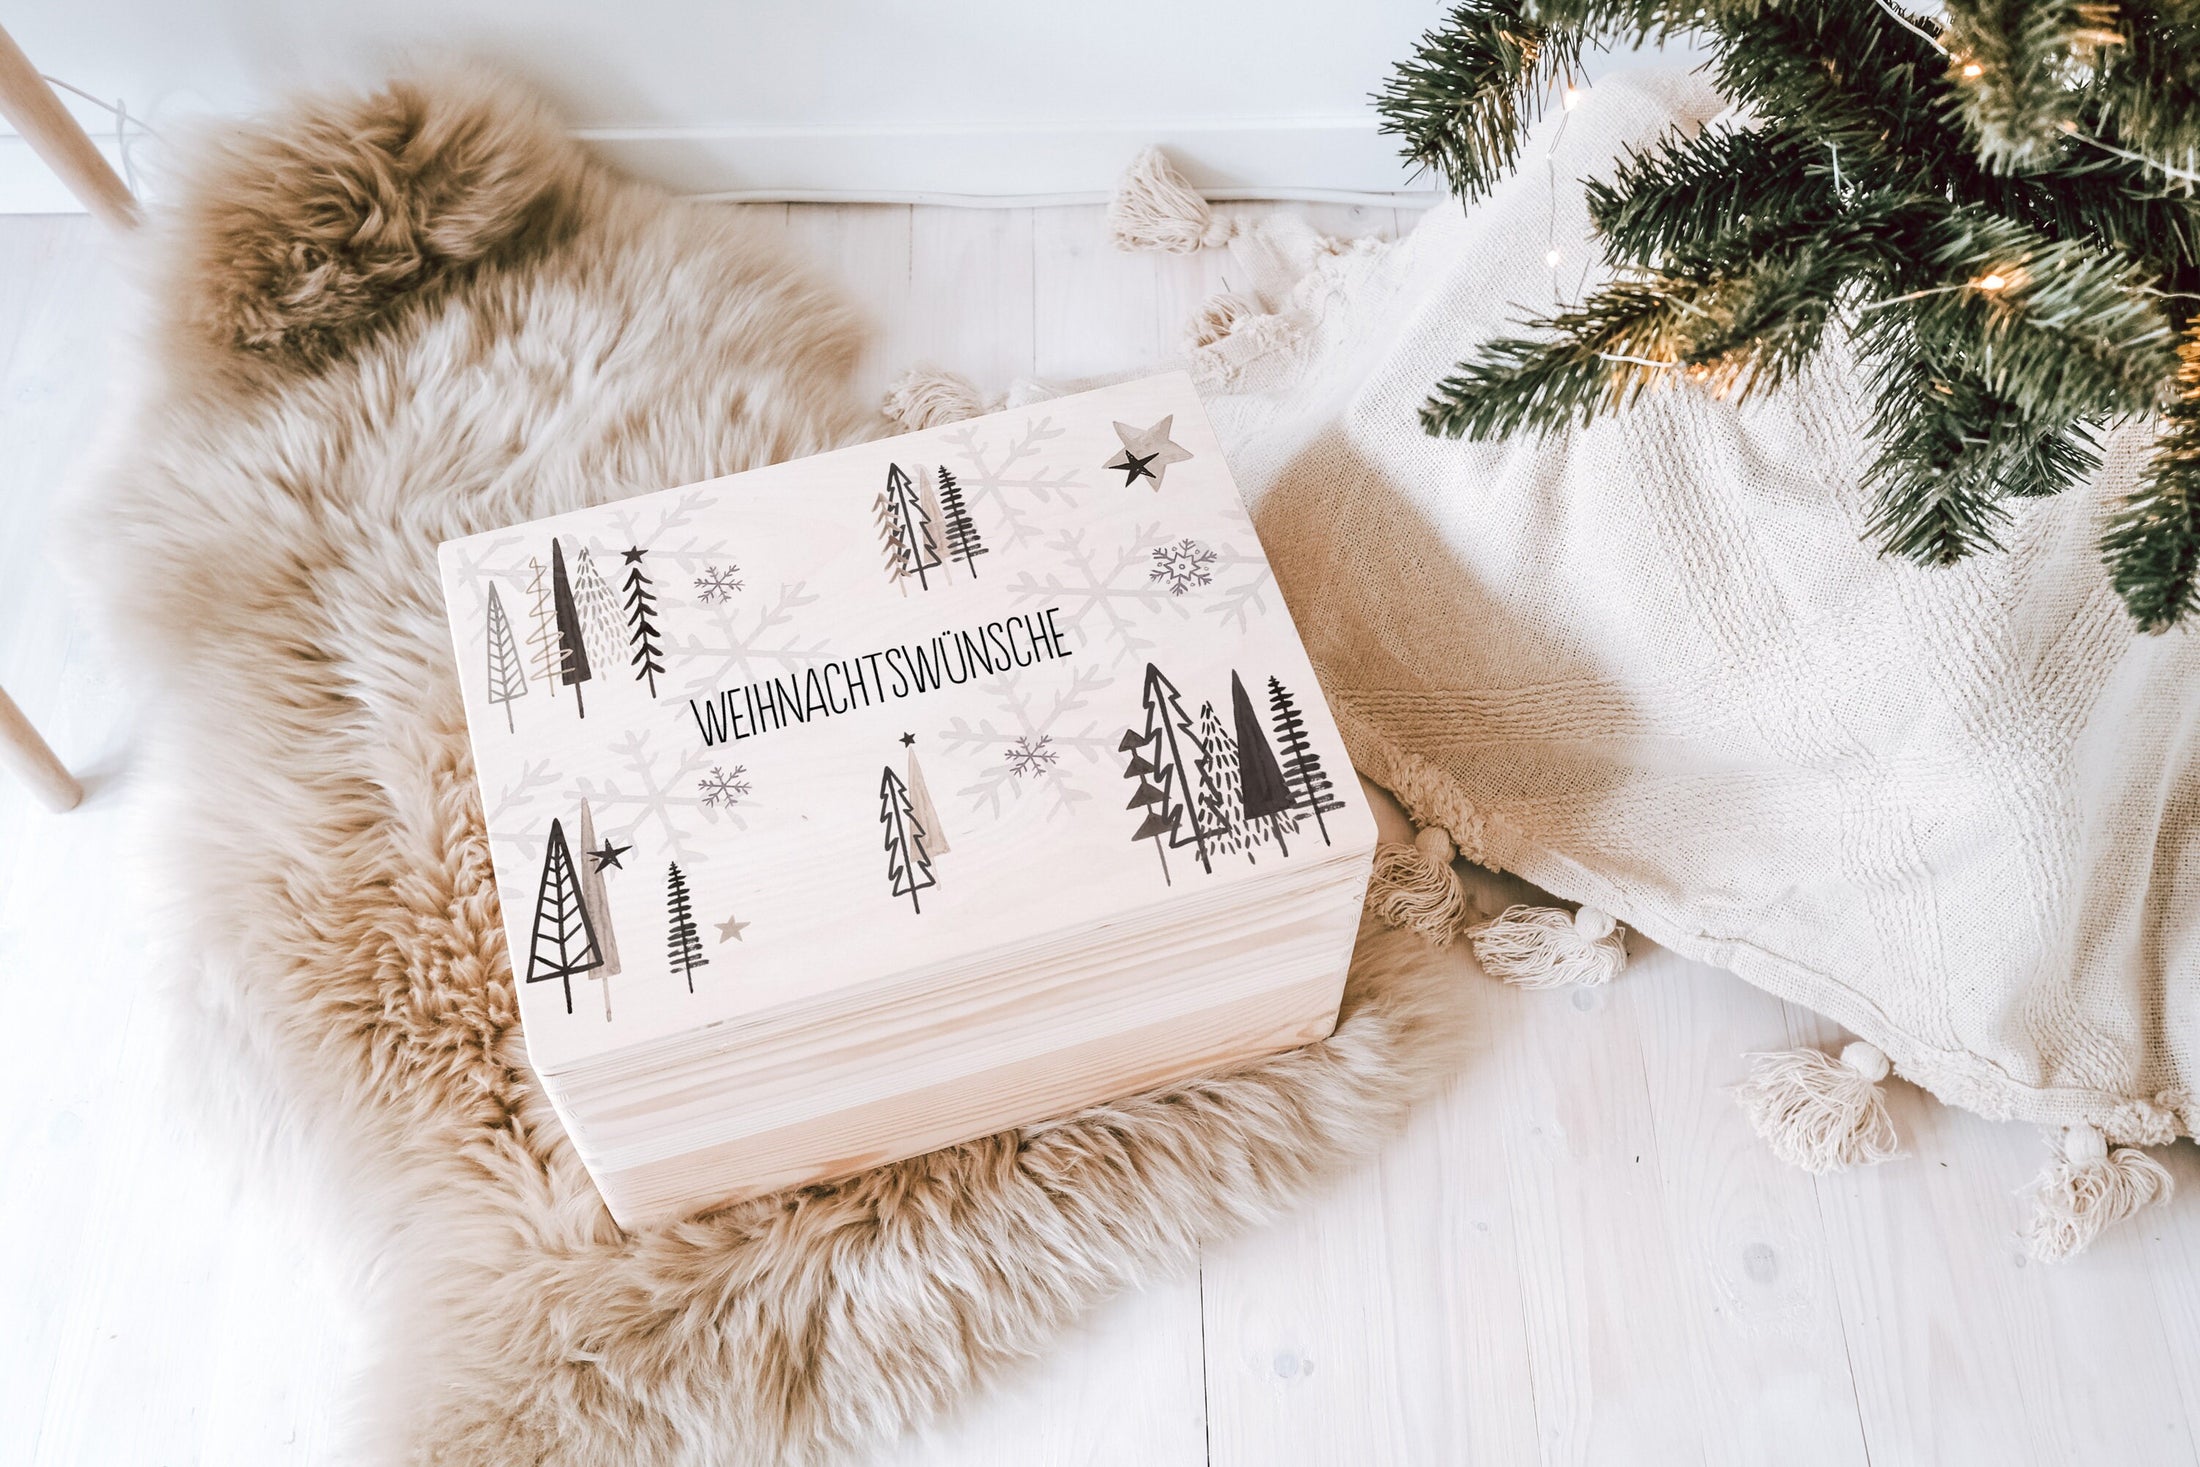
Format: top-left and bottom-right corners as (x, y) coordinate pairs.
(72, 71), (1468, 1464)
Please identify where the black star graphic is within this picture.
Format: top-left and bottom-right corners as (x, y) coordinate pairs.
(1108, 449), (1160, 487)
(900, 731), (917, 747)
(621, 546), (647, 564)
(589, 840), (631, 872)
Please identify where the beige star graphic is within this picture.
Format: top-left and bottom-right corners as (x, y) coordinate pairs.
(1104, 416), (1193, 491)
(715, 914), (749, 943)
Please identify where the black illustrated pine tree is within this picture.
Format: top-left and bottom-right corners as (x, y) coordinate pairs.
(620, 547), (666, 697)
(526, 817), (603, 1015)
(575, 797), (622, 1020)
(523, 554), (561, 699)
(1140, 662), (1214, 874)
(1267, 674), (1344, 845)
(936, 465), (988, 576)
(1377, 0), (2200, 629)
(878, 763), (938, 913)
(1231, 671), (1298, 856)
(882, 463), (942, 590)
(550, 538), (593, 717)
(919, 469), (954, 584)
(1119, 728), (1178, 884)
(665, 862), (709, 992)
(483, 582), (530, 733)
(1193, 699), (1256, 863)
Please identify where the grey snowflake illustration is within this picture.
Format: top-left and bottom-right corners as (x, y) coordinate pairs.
(442, 533), (530, 623)
(1148, 538), (1218, 596)
(697, 764), (751, 808)
(1003, 734), (1060, 777)
(596, 490), (731, 581)
(482, 757), (562, 866)
(1201, 495), (1278, 631)
(939, 666), (1117, 820)
(565, 729), (740, 863)
(694, 565), (745, 604)
(667, 581), (829, 698)
(1007, 523), (1185, 668)
(941, 416), (1085, 550)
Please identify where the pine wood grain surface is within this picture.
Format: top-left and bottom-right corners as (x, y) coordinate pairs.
(4, 204), (2197, 1467)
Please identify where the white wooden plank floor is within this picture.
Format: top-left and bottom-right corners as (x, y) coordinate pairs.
(4, 203), (2198, 1467)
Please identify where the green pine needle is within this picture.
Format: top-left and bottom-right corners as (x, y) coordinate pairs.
(2105, 326), (2200, 631)
(1374, 0), (1583, 199)
(1942, 0), (2117, 169)
(1421, 281), (1696, 438)
(1382, 0), (2200, 625)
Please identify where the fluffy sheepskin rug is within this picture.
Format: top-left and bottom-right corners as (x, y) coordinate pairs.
(74, 70), (1470, 1464)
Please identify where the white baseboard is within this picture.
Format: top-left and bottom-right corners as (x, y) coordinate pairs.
(0, 118), (1432, 213)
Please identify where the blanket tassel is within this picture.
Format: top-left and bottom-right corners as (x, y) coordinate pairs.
(1736, 1042), (1900, 1173)
(2026, 1123), (2173, 1262)
(1108, 147), (1236, 253)
(1468, 904), (1628, 988)
(1366, 827), (1469, 946)
(882, 367), (1000, 431)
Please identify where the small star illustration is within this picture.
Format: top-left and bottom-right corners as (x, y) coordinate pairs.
(716, 914), (750, 943)
(589, 840), (630, 872)
(900, 731), (917, 746)
(1104, 416), (1192, 490)
(621, 546), (647, 564)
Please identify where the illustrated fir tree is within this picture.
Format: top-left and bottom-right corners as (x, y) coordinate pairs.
(1230, 671), (1299, 856)
(1267, 674), (1345, 845)
(878, 763), (938, 913)
(935, 465), (989, 575)
(574, 797), (622, 1020)
(1119, 728), (1178, 884)
(873, 487), (912, 594)
(904, 746), (951, 856)
(665, 862), (709, 993)
(572, 545), (627, 674)
(482, 582), (529, 733)
(1193, 699), (1256, 863)
(1377, 0), (2200, 629)
(549, 538), (593, 717)
(882, 463), (942, 590)
(1139, 662), (1214, 873)
(919, 469), (955, 584)
(523, 554), (561, 699)
(525, 818), (603, 1015)
(619, 547), (666, 697)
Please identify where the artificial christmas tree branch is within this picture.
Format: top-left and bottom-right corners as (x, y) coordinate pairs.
(1380, 0), (2200, 627)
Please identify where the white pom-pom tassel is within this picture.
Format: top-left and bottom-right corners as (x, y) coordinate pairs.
(1736, 1042), (1900, 1173)
(1466, 903), (1627, 988)
(1108, 148), (1235, 253)
(1366, 827), (1469, 946)
(2025, 1123), (2173, 1262)
(882, 367), (1002, 430)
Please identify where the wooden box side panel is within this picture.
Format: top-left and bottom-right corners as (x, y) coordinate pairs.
(596, 966), (1346, 1229)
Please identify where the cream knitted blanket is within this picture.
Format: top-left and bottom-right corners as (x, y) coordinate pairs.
(1066, 68), (2199, 1253)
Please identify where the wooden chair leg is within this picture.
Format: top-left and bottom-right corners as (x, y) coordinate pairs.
(0, 684), (82, 812)
(0, 22), (138, 231)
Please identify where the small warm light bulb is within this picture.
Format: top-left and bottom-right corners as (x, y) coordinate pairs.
(1975, 272), (2009, 291)
(1961, 60), (1983, 77)
(1563, 86), (1582, 110)
(1546, 248), (1563, 267)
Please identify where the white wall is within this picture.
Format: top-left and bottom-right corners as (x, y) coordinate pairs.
(2, 0), (1452, 209)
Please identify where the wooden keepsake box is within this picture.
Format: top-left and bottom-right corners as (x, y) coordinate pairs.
(440, 373), (1376, 1228)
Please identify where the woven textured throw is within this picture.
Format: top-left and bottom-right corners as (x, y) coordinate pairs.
(924, 67), (2196, 1258)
